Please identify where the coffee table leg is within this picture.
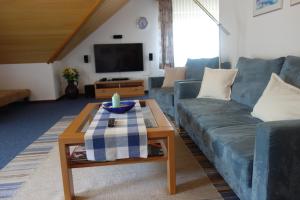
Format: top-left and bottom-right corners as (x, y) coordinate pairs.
(59, 142), (75, 200)
(167, 133), (176, 194)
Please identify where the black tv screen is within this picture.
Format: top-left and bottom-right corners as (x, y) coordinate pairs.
(94, 43), (144, 73)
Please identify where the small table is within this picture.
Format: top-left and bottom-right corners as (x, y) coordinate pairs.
(59, 99), (176, 200)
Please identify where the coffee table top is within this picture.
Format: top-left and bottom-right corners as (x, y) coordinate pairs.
(59, 99), (175, 145)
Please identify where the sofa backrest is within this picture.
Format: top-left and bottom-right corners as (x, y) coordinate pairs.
(231, 57), (285, 108)
(280, 56), (300, 89)
(185, 57), (219, 80)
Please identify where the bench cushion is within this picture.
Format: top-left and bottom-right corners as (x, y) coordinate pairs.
(0, 89), (30, 107)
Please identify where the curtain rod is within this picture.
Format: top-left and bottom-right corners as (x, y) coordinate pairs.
(192, 0), (230, 35)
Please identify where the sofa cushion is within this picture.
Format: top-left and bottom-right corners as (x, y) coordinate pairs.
(208, 125), (256, 199)
(280, 56), (300, 89)
(149, 87), (174, 116)
(197, 68), (238, 100)
(178, 98), (251, 119)
(176, 99), (253, 166)
(196, 113), (261, 133)
(185, 57), (219, 80)
(252, 73), (300, 122)
(231, 57), (285, 108)
(162, 67), (186, 88)
(177, 98), (257, 199)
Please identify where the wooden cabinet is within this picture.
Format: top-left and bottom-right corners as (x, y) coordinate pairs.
(94, 80), (144, 99)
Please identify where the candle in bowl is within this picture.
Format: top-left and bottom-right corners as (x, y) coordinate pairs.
(112, 93), (120, 108)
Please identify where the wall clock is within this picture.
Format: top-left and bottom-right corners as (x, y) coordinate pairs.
(137, 17), (148, 30)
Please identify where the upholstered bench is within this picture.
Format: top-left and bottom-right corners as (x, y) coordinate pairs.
(0, 89), (31, 107)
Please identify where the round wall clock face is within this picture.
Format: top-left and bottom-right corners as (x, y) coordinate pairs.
(137, 17), (148, 30)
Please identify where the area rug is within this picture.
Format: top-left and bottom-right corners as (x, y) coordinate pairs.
(0, 115), (238, 200)
(11, 130), (223, 199)
(0, 116), (74, 199)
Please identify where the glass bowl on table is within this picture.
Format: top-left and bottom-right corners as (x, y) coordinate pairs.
(102, 101), (136, 114)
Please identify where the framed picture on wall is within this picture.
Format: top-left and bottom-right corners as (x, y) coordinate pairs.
(291, 0), (300, 6)
(253, 0), (283, 16)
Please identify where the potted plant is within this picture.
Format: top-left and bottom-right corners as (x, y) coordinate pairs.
(63, 67), (79, 99)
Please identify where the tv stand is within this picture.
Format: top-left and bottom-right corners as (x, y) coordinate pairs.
(112, 77), (129, 81)
(94, 80), (144, 99)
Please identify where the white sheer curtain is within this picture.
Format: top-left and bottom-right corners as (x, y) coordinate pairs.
(172, 0), (219, 66)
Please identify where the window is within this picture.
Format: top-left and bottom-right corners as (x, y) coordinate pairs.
(172, 0), (219, 66)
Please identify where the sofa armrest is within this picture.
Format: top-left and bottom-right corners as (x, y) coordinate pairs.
(174, 80), (201, 100)
(148, 77), (164, 89)
(174, 80), (201, 125)
(252, 120), (300, 200)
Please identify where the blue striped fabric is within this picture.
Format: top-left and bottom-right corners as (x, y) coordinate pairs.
(0, 116), (73, 200)
(84, 100), (148, 161)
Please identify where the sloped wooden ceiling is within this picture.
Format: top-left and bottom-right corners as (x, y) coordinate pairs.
(0, 0), (129, 64)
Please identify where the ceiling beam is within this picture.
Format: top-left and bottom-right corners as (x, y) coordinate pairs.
(47, 0), (129, 63)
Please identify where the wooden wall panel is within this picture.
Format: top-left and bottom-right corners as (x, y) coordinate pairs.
(0, 0), (99, 64)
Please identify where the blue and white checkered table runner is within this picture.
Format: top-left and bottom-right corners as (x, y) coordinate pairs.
(84, 100), (148, 161)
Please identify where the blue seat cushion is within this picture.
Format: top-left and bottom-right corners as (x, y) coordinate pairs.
(208, 125), (256, 200)
(280, 56), (300, 89)
(185, 57), (219, 80)
(231, 57), (285, 108)
(177, 98), (261, 199)
(196, 113), (261, 133)
(149, 87), (174, 116)
(178, 98), (251, 119)
(177, 98), (257, 162)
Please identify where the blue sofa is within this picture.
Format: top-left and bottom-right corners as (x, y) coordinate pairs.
(175, 56), (300, 200)
(148, 57), (228, 117)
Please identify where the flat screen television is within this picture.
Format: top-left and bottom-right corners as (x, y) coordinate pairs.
(94, 43), (144, 73)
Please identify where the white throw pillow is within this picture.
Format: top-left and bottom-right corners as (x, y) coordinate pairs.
(252, 73), (300, 122)
(197, 67), (238, 100)
(162, 67), (186, 88)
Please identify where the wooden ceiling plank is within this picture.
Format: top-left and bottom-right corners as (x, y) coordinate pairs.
(0, 0), (98, 64)
(47, 0), (105, 63)
(50, 0), (129, 62)
(0, 0), (129, 64)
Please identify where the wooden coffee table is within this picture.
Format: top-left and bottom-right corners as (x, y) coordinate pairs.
(59, 99), (176, 200)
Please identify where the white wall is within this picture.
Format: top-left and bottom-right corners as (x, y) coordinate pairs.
(0, 63), (60, 101)
(52, 61), (64, 97)
(219, 0), (241, 67)
(61, 0), (162, 92)
(0, 0), (160, 100)
(220, 0), (300, 67)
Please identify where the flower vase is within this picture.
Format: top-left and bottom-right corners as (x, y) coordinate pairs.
(65, 80), (79, 99)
